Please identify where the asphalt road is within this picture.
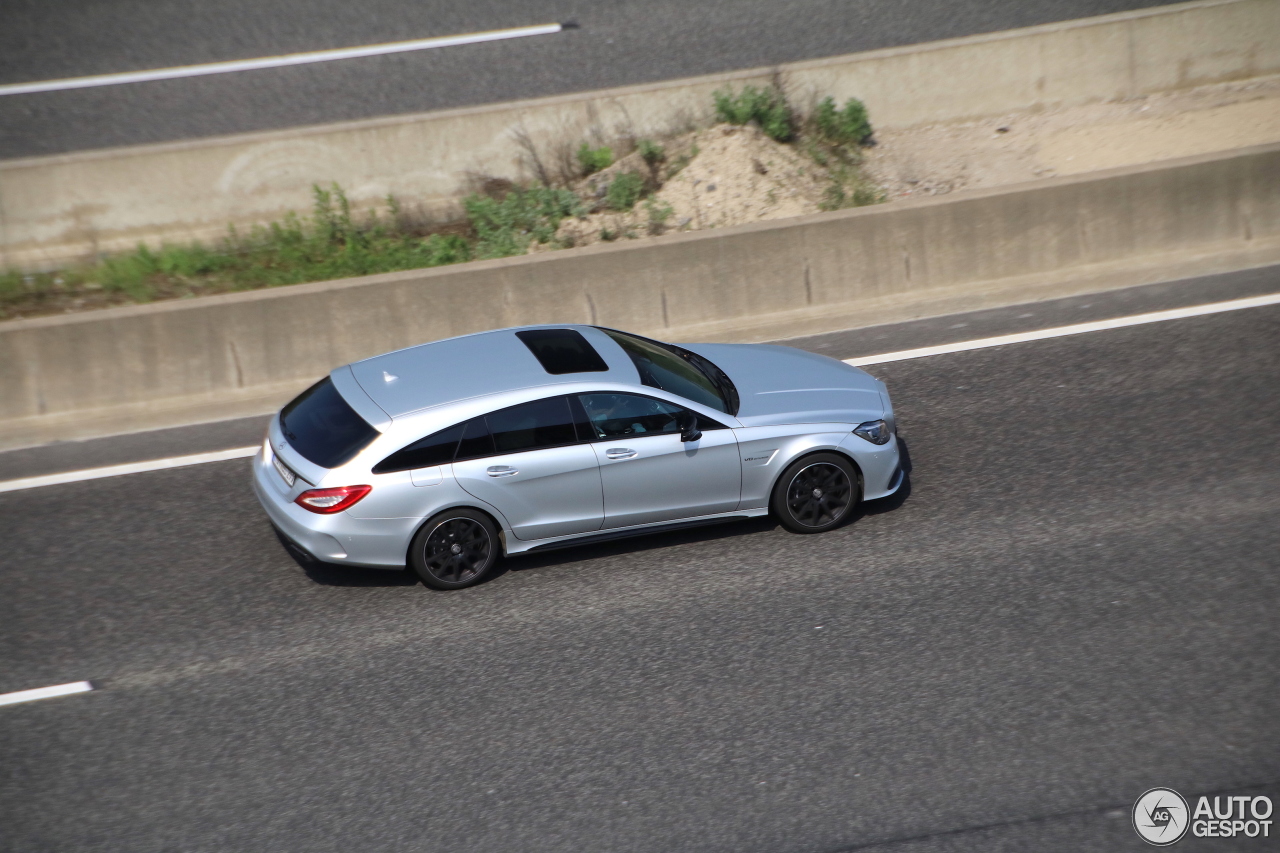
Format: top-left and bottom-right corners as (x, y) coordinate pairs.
(2, 271), (1278, 851)
(0, 0), (1176, 159)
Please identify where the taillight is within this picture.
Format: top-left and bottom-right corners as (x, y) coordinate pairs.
(295, 485), (372, 514)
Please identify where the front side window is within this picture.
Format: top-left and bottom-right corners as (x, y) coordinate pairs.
(577, 393), (684, 438)
(598, 329), (737, 414)
(280, 377), (379, 468)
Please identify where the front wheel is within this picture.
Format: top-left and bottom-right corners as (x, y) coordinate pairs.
(409, 508), (500, 590)
(771, 452), (860, 533)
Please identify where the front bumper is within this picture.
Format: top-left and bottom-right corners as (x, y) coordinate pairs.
(840, 431), (903, 501)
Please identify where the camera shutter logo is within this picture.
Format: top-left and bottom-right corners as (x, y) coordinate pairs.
(1134, 788), (1191, 845)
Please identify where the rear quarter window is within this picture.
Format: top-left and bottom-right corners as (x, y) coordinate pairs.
(372, 422), (464, 475)
(280, 377), (379, 469)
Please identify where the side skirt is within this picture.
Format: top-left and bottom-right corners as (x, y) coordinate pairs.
(516, 510), (770, 554)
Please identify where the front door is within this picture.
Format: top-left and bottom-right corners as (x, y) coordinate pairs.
(577, 393), (741, 529)
(452, 397), (604, 540)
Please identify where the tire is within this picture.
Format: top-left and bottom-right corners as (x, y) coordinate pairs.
(770, 452), (860, 534)
(409, 508), (500, 590)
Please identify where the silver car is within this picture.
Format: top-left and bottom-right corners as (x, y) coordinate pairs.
(252, 325), (902, 589)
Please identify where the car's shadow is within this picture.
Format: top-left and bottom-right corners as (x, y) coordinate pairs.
(288, 437), (914, 588)
(497, 437), (914, 582)
(273, 527), (419, 587)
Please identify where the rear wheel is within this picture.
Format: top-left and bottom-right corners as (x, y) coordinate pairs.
(771, 452), (860, 533)
(410, 508), (500, 590)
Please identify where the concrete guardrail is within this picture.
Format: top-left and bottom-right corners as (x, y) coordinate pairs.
(2, 142), (1278, 449)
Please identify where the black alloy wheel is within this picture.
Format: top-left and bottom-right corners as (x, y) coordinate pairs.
(771, 452), (859, 533)
(410, 508), (499, 590)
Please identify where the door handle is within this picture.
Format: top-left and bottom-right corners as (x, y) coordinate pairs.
(486, 466), (518, 478)
(605, 448), (637, 459)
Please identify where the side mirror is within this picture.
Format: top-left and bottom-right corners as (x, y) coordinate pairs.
(678, 410), (702, 443)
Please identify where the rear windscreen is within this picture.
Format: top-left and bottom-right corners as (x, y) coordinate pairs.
(279, 377), (379, 469)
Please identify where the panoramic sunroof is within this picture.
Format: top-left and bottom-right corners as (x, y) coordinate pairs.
(515, 329), (610, 375)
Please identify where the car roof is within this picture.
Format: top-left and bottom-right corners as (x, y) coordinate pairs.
(343, 325), (639, 419)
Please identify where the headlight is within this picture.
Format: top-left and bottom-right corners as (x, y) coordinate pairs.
(853, 419), (891, 445)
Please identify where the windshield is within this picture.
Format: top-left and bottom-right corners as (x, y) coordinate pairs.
(598, 329), (739, 415)
(280, 377), (379, 468)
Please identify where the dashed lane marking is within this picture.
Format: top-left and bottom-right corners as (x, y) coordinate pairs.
(0, 681), (94, 708)
(0, 447), (258, 493)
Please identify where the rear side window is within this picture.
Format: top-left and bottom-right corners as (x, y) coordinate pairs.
(375, 396), (588, 472)
(280, 377), (379, 469)
(515, 329), (609, 374)
(372, 422), (463, 475)
(487, 397), (578, 453)
(456, 417), (496, 461)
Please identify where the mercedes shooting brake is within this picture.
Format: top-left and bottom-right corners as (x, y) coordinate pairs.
(253, 326), (902, 589)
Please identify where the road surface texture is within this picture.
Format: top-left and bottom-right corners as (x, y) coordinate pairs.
(2, 267), (1277, 850)
(0, 0), (1175, 159)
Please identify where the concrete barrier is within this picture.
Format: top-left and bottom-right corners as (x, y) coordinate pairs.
(3, 142), (1278, 449)
(2, 0), (1277, 271)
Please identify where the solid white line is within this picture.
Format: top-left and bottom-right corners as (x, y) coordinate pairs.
(845, 292), (1280, 367)
(2, 291), (1276, 494)
(0, 681), (94, 708)
(0, 446), (258, 494)
(0, 23), (564, 97)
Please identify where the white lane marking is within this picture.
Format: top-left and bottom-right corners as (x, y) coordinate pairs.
(0, 23), (565, 97)
(3, 291), (1277, 493)
(845, 292), (1280, 367)
(0, 681), (94, 708)
(0, 446), (258, 494)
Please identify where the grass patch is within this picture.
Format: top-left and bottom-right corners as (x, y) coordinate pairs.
(0, 183), (579, 319)
(463, 185), (584, 258)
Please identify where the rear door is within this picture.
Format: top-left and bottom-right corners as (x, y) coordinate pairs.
(577, 393), (740, 529)
(451, 397), (604, 540)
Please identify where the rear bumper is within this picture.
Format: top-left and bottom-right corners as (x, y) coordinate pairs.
(252, 464), (348, 562)
(251, 447), (407, 569)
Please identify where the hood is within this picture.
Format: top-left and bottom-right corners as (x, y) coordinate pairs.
(683, 343), (886, 427)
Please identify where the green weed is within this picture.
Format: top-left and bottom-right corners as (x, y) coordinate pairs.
(812, 96), (873, 147)
(577, 143), (614, 176)
(638, 139), (666, 169)
(606, 172), (646, 212)
(712, 85), (794, 142)
(645, 198), (674, 235)
(820, 179), (885, 211)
